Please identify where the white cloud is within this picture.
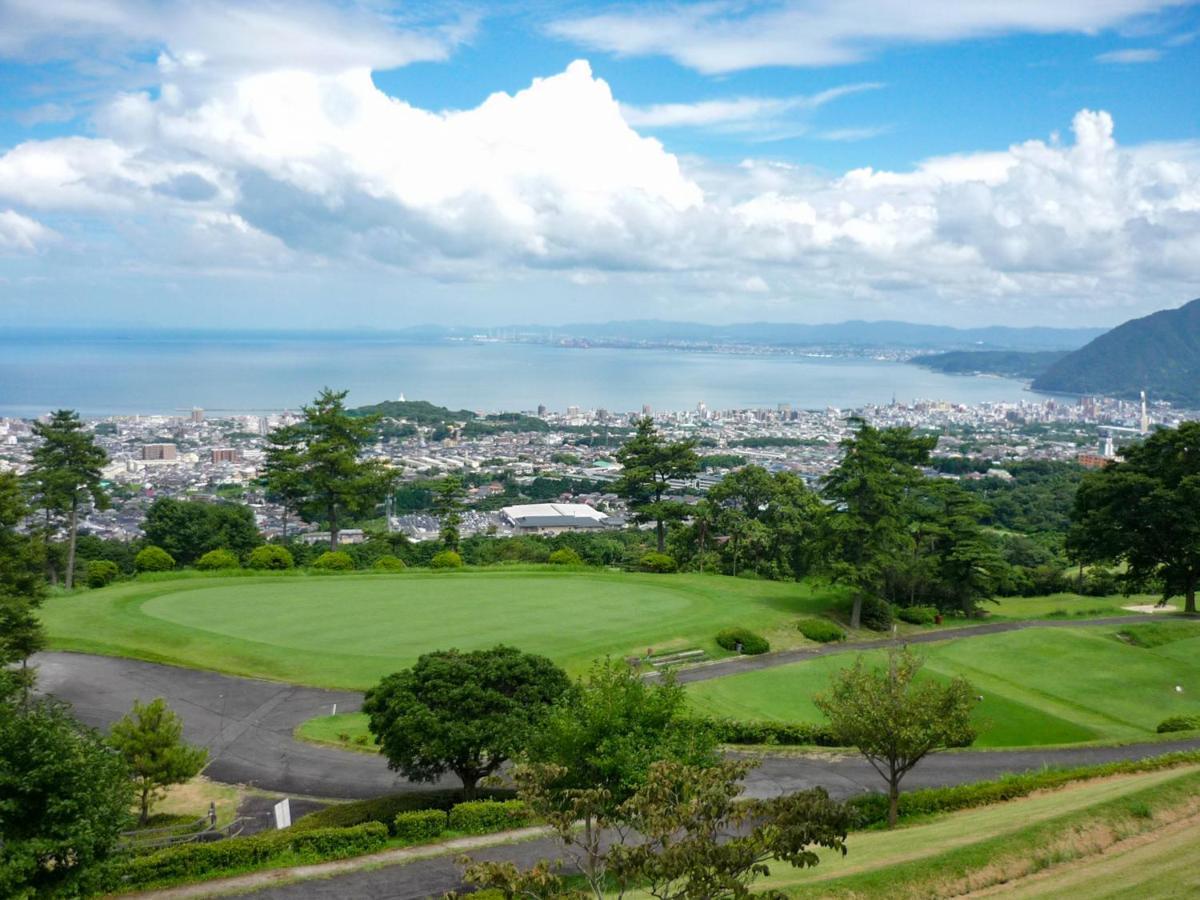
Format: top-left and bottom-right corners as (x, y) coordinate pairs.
(548, 0), (1189, 73)
(1095, 47), (1164, 62)
(0, 209), (56, 252)
(0, 62), (1197, 316)
(620, 83), (882, 129)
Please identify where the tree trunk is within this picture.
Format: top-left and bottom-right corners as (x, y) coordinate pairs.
(140, 785), (151, 825)
(65, 501), (78, 590)
(850, 594), (863, 630)
(656, 518), (665, 553)
(328, 504), (339, 552)
(282, 507), (289, 541)
(459, 771), (478, 801)
(1187, 575), (1196, 615)
(888, 778), (899, 828)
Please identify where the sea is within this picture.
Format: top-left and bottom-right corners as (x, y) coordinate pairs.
(0, 332), (1054, 417)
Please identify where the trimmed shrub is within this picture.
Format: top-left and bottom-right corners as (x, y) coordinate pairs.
(797, 618), (845, 643)
(195, 549), (240, 571)
(135, 546), (175, 573)
(715, 627), (770, 655)
(247, 545), (295, 570)
(639, 551), (678, 573)
(896, 605), (938, 626)
(430, 550), (464, 569)
(86, 559), (120, 588)
(547, 547), (583, 566)
(448, 800), (532, 834)
(1157, 715), (1200, 733)
(393, 810), (447, 841)
(292, 789), (516, 834)
(312, 550), (355, 571)
(859, 596), (893, 631)
(114, 823), (387, 889)
(373, 555), (407, 572)
(696, 717), (839, 747)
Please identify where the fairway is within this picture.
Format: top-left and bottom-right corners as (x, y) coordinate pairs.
(39, 570), (832, 689)
(687, 623), (1200, 747)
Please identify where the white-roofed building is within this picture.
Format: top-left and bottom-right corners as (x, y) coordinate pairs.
(500, 503), (620, 534)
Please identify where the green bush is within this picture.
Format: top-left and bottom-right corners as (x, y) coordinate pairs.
(312, 550), (355, 571)
(392, 810), (447, 841)
(639, 551), (678, 573)
(696, 717), (839, 747)
(1157, 715), (1200, 733)
(373, 555), (407, 572)
(247, 545), (295, 570)
(715, 627), (770, 655)
(430, 550), (464, 569)
(547, 547), (583, 566)
(447, 799), (532, 834)
(135, 546), (175, 572)
(195, 549), (241, 571)
(86, 559), (120, 588)
(292, 789), (516, 834)
(859, 596), (893, 631)
(114, 823), (387, 889)
(797, 618), (845, 643)
(896, 605), (938, 625)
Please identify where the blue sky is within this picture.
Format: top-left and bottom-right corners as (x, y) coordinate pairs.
(0, 0), (1197, 329)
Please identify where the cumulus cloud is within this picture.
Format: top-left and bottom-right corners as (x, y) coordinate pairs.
(0, 209), (56, 252)
(549, 0), (1188, 73)
(0, 61), (1196, 314)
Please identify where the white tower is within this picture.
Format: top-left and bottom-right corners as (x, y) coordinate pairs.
(1140, 391), (1149, 434)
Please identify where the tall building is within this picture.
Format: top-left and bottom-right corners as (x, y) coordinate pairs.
(190, 407), (204, 423)
(211, 448), (242, 463)
(142, 443), (177, 461)
(642, 404), (652, 416)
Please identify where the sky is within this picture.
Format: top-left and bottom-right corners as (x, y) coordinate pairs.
(0, 0), (1197, 330)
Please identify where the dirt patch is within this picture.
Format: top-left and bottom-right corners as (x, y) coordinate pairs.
(1121, 604), (1177, 613)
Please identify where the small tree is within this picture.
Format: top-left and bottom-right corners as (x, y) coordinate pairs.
(247, 544), (295, 570)
(615, 418), (700, 553)
(110, 697), (208, 824)
(86, 559), (120, 588)
(814, 648), (975, 828)
(433, 476), (466, 551)
(364, 646), (569, 799)
(135, 545), (175, 572)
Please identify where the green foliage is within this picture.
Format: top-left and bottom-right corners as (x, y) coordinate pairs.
(797, 618), (846, 643)
(547, 547), (583, 566)
(373, 554), (407, 572)
(430, 549), (464, 569)
(247, 544), (295, 570)
(142, 498), (261, 566)
(859, 595), (893, 631)
(695, 717), (839, 747)
(0, 700), (134, 898)
(815, 648), (977, 827)
(113, 823), (387, 889)
(86, 558), (121, 588)
(614, 417), (700, 552)
(135, 545), (175, 572)
(913, 350), (1066, 379)
(897, 605), (939, 625)
(715, 627), (770, 655)
(1069, 421), (1200, 612)
(292, 788), (514, 833)
(109, 697), (208, 824)
(964, 460), (1084, 535)
(0, 475), (45, 701)
(639, 551), (677, 573)
(195, 548), (241, 571)
(448, 799), (532, 833)
(392, 810), (447, 841)
(433, 476), (466, 551)
(312, 550), (355, 571)
(364, 646), (570, 798)
(1156, 715), (1200, 734)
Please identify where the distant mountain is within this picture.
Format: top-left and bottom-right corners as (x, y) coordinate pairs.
(1031, 299), (1200, 405)
(911, 350), (1068, 380)
(511, 319), (1103, 351)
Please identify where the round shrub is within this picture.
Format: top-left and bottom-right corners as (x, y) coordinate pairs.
(430, 550), (464, 569)
(393, 810), (446, 841)
(639, 551), (678, 573)
(247, 545), (295, 570)
(373, 555), (407, 572)
(85, 559), (120, 589)
(797, 618), (845, 643)
(715, 627), (770, 655)
(1157, 715), (1200, 734)
(896, 605), (938, 626)
(547, 547), (583, 566)
(312, 550), (355, 571)
(859, 596), (893, 631)
(195, 549), (241, 571)
(135, 545), (175, 573)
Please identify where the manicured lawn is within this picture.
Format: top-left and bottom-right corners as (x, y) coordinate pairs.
(687, 623), (1200, 747)
(39, 570), (836, 689)
(296, 713), (376, 752)
(986, 592), (1151, 619)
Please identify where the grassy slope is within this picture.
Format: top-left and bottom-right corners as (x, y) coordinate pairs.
(39, 570), (837, 689)
(687, 623), (1200, 746)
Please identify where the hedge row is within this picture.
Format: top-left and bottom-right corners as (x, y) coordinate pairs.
(292, 788), (517, 834)
(896, 605), (939, 625)
(847, 750), (1200, 828)
(797, 618), (846, 643)
(112, 823), (387, 889)
(693, 716), (840, 747)
(393, 810), (447, 841)
(715, 627), (770, 655)
(448, 800), (532, 834)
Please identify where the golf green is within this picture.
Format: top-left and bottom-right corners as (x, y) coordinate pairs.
(686, 623), (1200, 747)
(40, 570), (832, 689)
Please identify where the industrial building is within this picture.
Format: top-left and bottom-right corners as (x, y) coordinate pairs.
(500, 503), (619, 534)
